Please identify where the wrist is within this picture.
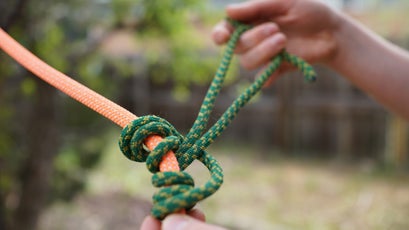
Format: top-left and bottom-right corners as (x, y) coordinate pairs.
(325, 10), (350, 69)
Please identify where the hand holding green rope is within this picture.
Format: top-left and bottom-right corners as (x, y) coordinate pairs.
(119, 19), (316, 219)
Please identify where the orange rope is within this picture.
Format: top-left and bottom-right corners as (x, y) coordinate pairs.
(0, 28), (179, 172)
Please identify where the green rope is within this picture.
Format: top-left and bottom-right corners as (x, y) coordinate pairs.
(118, 19), (316, 219)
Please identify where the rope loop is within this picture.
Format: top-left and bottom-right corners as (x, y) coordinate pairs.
(145, 135), (181, 173)
(119, 115), (182, 163)
(118, 19), (316, 219)
(119, 115), (224, 219)
(151, 171), (196, 214)
(149, 152), (223, 219)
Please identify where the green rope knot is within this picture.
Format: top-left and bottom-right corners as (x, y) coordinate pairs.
(119, 115), (183, 172)
(118, 19), (317, 220)
(119, 115), (223, 219)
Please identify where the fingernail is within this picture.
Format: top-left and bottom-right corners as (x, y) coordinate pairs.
(162, 215), (188, 230)
(263, 24), (278, 36)
(270, 33), (286, 46)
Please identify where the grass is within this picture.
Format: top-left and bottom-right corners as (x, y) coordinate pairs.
(39, 131), (409, 230)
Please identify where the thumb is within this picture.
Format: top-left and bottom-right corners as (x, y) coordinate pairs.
(162, 214), (226, 230)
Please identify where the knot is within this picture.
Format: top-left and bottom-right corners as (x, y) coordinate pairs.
(151, 171), (195, 217)
(117, 18), (316, 220)
(119, 115), (223, 219)
(119, 115), (184, 173)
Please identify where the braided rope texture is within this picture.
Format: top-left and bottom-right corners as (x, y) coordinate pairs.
(0, 29), (137, 127)
(119, 19), (316, 219)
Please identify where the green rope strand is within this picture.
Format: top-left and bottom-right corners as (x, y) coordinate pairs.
(118, 19), (316, 219)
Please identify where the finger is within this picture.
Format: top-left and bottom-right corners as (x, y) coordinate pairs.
(162, 214), (226, 230)
(212, 21), (234, 45)
(226, 0), (292, 22)
(140, 216), (161, 230)
(187, 208), (206, 222)
(240, 33), (286, 70)
(235, 22), (279, 54)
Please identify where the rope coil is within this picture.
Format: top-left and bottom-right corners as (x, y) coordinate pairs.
(118, 19), (316, 219)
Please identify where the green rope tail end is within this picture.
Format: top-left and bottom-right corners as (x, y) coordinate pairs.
(118, 19), (317, 220)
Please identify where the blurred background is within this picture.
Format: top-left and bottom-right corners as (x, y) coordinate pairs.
(1, 0), (409, 229)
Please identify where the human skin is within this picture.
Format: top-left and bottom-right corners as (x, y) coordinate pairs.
(140, 209), (226, 230)
(213, 0), (409, 121)
(141, 0), (409, 229)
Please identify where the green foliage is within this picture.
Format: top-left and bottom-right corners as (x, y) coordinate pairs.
(52, 136), (104, 201)
(132, 0), (239, 101)
(36, 24), (68, 72)
(77, 55), (107, 93)
(0, 107), (14, 191)
(138, 0), (201, 34)
(20, 78), (37, 96)
(0, 0), (123, 226)
(0, 0), (232, 228)
(111, 0), (143, 25)
(106, 0), (237, 101)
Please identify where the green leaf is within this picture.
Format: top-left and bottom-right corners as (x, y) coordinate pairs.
(20, 78), (37, 96)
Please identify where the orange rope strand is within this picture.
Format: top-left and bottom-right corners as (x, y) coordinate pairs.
(0, 28), (179, 172)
